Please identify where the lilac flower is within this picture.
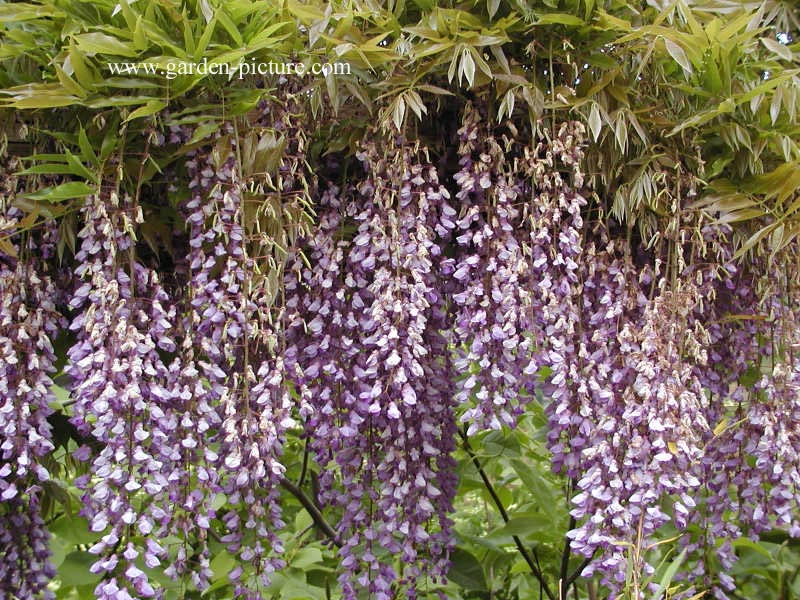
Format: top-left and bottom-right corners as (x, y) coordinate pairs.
(287, 139), (458, 598)
(0, 200), (60, 600)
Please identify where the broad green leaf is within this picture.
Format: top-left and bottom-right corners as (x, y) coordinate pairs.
(761, 37), (793, 62)
(664, 38), (692, 74)
(23, 182), (95, 202)
(286, 0), (325, 23)
(447, 547), (487, 591)
(536, 13), (585, 27)
(50, 384), (71, 411)
(54, 66), (86, 99)
(209, 550), (236, 582)
(0, 3), (62, 21)
(491, 514), (553, 541)
(7, 94), (81, 109)
(74, 33), (138, 57)
(133, 15), (147, 51)
(49, 533), (71, 570)
(733, 537), (773, 559)
(124, 99), (167, 122)
(50, 516), (101, 546)
(57, 552), (102, 587)
(290, 547), (323, 569)
(67, 47), (97, 89)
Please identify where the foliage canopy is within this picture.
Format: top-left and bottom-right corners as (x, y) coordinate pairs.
(1, 0), (800, 599)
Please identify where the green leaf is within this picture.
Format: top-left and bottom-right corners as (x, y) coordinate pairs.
(57, 552), (102, 587)
(22, 182), (95, 202)
(17, 164), (90, 178)
(286, 0), (325, 23)
(0, 3), (62, 22)
(124, 99), (167, 122)
(664, 38), (692, 74)
(78, 127), (99, 167)
(209, 550), (236, 582)
(195, 16), (218, 59)
(7, 94), (81, 109)
(290, 547), (323, 569)
(447, 547), (487, 591)
(588, 102), (602, 141)
(216, 8), (244, 47)
(733, 537), (773, 559)
(50, 516), (101, 546)
(492, 514), (553, 540)
(64, 151), (99, 183)
(653, 549), (687, 598)
(50, 385), (71, 411)
(49, 533), (71, 570)
(74, 33), (139, 57)
(535, 13), (585, 27)
(67, 47), (97, 89)
(761, 37), (793, 62)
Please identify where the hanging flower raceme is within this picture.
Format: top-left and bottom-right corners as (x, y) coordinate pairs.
(0, 492), (55, 599)
(569, 279), (710, 588)
(682, 251), (800, 597)
(660, 222), (764, 595)
(523, 127), (712, 589)
(0, 200), (61, 600)
(519, 122), (596, 482)
(449, 103), (538, 432)
(182, 131), (294, 596)
(67, 191), (182, 599)
(288, 136), (458, 599)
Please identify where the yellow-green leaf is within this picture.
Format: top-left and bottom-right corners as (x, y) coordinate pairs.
(124, 99), (167, 122)
(74, 32), (139, 57)
(23, 182), (95, 203)
(664, 38), (692, 74)
(761, 37), (793, 62)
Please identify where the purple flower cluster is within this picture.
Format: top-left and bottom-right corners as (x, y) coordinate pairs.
(0, 202), (60, 599)
(569, 282), (709, 587)
(679, 247), (800, 597)
(7, 100), (800, 600)
(183, 135), (293, 594)
(449, 103), (537, 432)
(1, 491), (55, 599)
(286, 138), (458, 599)
(67, 192), (176, 598)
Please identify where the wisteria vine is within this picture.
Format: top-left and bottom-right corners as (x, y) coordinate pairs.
(2, 98), (800, 600)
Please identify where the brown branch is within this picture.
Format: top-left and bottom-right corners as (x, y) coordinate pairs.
(559, 514), (576, 598)
(564, 552), (595, 590)
(280, 476), (341, 548)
